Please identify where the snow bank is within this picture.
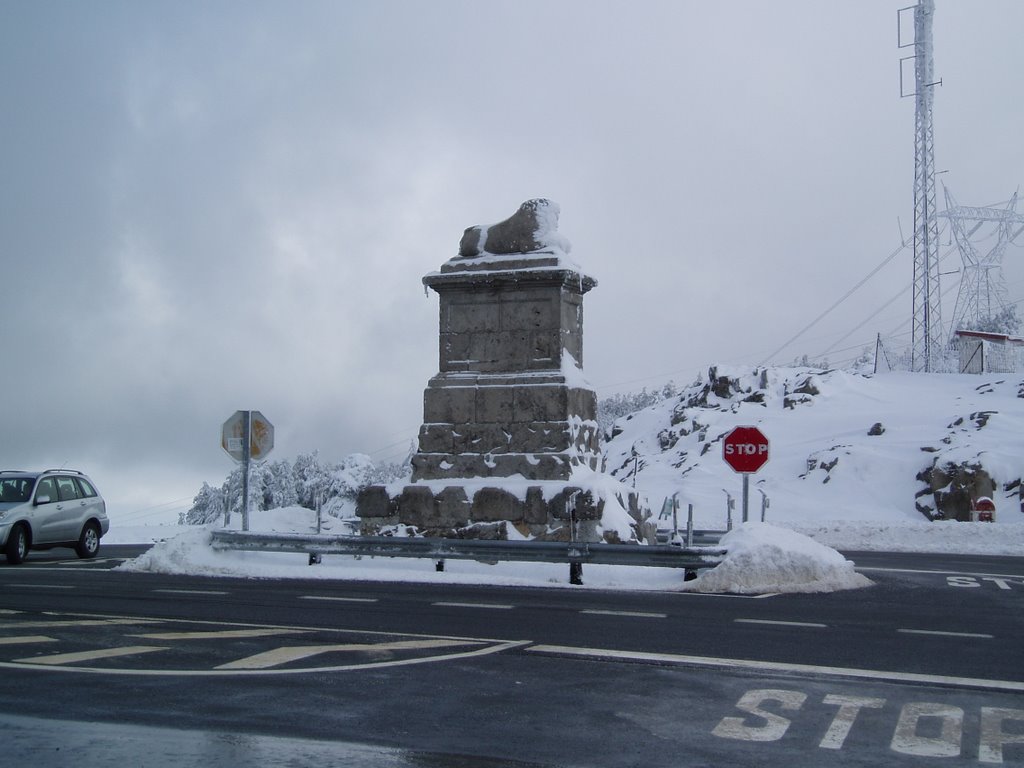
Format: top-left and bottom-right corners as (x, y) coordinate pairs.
(118, 511), (869, 595)
(787, 519), (1024, 556)
(682, 523), (872, 594)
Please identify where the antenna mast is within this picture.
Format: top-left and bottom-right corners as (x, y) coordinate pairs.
(900, 0), (943, 371)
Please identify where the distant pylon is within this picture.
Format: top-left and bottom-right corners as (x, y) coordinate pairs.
(900, 0), (944, 372)
(942, 187), (1024, 333)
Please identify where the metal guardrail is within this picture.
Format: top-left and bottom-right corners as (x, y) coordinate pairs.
(209, 530), (726, 577)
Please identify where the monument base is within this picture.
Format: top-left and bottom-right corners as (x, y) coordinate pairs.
(357, 473), (651, 544)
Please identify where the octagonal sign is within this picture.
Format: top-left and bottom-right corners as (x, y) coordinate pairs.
(722, 425), (769, 474)
(221, 410), (274, 463)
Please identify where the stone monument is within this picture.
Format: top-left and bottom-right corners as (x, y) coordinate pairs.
(357, 199), (643, 542)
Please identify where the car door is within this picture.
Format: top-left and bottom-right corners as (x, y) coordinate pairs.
(31, 476), (62, 544)
(51, 475), (88, 542)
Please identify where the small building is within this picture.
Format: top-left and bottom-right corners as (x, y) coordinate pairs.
(953, 330), (1024, 374)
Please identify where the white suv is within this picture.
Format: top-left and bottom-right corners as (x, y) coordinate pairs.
(0, 470), (110, 564)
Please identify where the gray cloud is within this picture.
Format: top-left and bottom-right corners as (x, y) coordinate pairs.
(2, 1), (1022, 520)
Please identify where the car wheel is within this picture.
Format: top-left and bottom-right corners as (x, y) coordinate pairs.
(4, 525), (29, 564)
(75, 522), (101, 559)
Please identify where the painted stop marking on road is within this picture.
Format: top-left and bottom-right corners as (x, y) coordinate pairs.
(722, 426), (769, 474)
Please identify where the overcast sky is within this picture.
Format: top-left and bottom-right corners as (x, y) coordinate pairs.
(3, 1), (1022, 523)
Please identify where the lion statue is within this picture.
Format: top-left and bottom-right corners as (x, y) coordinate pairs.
(458, 198), (571, 258)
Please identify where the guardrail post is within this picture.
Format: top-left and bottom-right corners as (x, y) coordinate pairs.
(671, 494), (679, 542)
(758, 489), (770, 522)
(722, 489), (734, 531)
(686, 503), (694, 548)
(568, 491), (583, 585)
(436, 560), (445, 572)
(308, 553), (321, 565)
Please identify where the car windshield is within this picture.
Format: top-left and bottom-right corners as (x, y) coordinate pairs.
(0, 478), (33, 503)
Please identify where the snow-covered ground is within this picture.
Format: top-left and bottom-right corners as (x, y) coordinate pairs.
(109, 367), (1024, 594)
(111, 506), (1016, 596)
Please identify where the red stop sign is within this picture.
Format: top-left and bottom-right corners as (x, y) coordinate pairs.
(722, 426), (769, 473)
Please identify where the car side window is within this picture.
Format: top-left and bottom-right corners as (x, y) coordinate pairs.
(76, 478), (96, 498)
(34, 477), (58, 504)
(57, 477), (81, 501)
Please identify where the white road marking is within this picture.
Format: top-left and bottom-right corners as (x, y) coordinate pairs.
(0, 636), (56, 645)
(129, 628), (307, 641)
(580, 610), (667, 619)
(525, 645), (1024, 693)
(1, 619), (162, 629)
(16, 646), (169, 666)
(0, 610), (22, 615)
(216, 638), (481, 670)
(898, 628), (994, 639)
(857, 566), (1024, 580)
(152, 589), (229, 596)
(299, 596), (378, 604)
(6, 584), (74, 589)
(734, 619), (828, 628)
(433, 602), (514, 610)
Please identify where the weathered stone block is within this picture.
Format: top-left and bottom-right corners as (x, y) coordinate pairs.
(445, 300), (500, 334)
(471, 487), (523, 523)
(431, 486), (470, 529)
(423, 385), (476, 424)
(418, 423), (455, 454)
(514, 385), (569, 423)
(356, 486), (396, 519)
(500, 295), (558, 331)
(396, 486), (436, 529)
(523, 487), (548, 525)
(475, 386), (515, 423)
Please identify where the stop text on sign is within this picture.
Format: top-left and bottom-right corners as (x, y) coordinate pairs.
(722, 426), (770, 474)
(724, 443), (768, 457)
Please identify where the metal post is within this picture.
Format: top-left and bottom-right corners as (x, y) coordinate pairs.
(722, 489), (734, 531)
(568, 491), (583, 585)
(671, 494), (679, 542)
(758, 489), (770, 522)
(686, 503), (694, 548)
(241, 410), (251, 532)
(741, 473), (750, 523)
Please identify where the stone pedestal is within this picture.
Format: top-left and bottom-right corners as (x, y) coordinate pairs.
(413, 254), (601, 482)
(357, 201), (642, 542)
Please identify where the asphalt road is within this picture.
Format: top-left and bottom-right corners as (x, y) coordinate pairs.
(0, 545), (1021, 767)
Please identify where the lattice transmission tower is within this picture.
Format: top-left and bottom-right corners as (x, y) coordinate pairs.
(899, 0), (944, 371)
(942, 188), (1024, 334)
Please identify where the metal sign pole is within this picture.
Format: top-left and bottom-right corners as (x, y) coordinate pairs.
(742, 473), (750, 523)
(241, 410), (251, 532)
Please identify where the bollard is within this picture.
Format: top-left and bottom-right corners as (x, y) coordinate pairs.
(569, 561), (583, 585)
(758, 489), (770, 522)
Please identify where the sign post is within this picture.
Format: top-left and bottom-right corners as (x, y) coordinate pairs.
(221, 410), (274, 531)
(722, 426), (769, 523)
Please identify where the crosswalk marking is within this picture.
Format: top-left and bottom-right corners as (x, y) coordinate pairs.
(129, 629), (307, 641)
(0, 636), (56, 645)
(216, 638), (481, 670)
(15, 646), (169, 666)
(299, 596), (378, 604)
(0, 619), (162, 630)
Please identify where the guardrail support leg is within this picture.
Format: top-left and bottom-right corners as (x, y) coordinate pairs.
(308, 553), (321, 565)
(435, 560), (445, 572)
(569, 562), (583, 585)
